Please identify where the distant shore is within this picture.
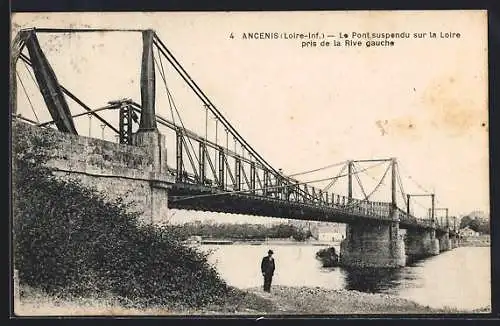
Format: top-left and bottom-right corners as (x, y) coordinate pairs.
(189, 238), (341, 247)
(196, 237), (492, 248)
(458, 235), (490, 247)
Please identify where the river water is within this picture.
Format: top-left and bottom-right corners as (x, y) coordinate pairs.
(200, 244), (490, 311)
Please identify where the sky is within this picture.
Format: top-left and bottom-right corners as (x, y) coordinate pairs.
(11, 11), (489, 224)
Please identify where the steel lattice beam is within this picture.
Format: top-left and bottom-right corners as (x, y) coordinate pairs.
(24, 30), (77, 134)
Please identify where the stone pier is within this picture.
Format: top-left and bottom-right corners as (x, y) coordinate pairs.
(438, 231), (451, 252)
(131, 131), (168, 174)
(404, 228), (440, 261)
(340, 221), (406, 268)
(132, 130), (169, 225)
(14, 118), (174, 226)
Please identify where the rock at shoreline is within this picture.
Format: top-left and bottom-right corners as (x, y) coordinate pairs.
(315, 247), (340, 267)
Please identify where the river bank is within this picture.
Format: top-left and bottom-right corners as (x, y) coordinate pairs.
(187, 238), (340, 247)
(16, 284), (487, 316)
(458, 235), (490, 247)
(241, 286), (488, 314)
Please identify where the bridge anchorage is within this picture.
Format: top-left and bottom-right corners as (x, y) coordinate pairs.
(11, 27), (459, 268)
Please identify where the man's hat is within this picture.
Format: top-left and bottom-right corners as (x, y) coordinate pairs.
(268, 250), (274, 254)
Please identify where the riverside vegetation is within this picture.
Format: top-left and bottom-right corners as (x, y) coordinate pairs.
(12, 128), (467, 315)
(12, 130), (272, 313)
(168, 221), (312, 242)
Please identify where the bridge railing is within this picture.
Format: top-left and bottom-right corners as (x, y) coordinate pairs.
(150, 108), (438, 226)
(434, 215), (450, 229)
(285, 188), (393, 220)
(397, 207), (434, 228)
(168, 166), (438, 227)
(118, 105), (404, 222)
(152, 114), (395, 217)
(340, 199), (391, 219)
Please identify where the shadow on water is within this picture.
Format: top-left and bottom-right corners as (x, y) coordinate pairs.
(405, 254), (432, 267)
(337, 255), (432, 294)
(339, 267), (405, 293)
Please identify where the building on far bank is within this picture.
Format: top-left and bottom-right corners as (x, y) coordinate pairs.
(185, 235), (202, 244)
(458, 226), (480, 237)
(287, 219), (312, 231)
(310, 223), (346, 242)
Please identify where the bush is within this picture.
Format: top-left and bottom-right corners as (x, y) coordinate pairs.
(170, 221), (311, 241)
(12, 126), (228, 308)
(459, 214), (490, 234)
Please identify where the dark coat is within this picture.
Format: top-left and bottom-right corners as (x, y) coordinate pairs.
(261, 256), (275, 275)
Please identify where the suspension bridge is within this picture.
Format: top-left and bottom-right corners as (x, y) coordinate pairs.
(11, 28), (459, 268)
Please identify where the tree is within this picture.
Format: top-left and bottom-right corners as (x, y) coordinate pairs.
(460, 215), (473, 229)
(468, 219), (480, 232)
(291, 229), (312, 242)
(459, 211), (490, 234)
(476, 220), (490, 234)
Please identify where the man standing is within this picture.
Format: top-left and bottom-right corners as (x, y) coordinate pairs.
(261, 249), (275, 293)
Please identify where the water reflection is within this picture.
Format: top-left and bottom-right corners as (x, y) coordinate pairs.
(341, 267), (404, 293)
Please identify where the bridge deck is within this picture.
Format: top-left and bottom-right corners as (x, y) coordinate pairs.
(159, 182), (445, 231)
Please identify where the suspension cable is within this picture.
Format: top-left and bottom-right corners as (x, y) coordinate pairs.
(321, 160), (385, 196)
(154, 48), (384, 199)
(288, 160), (384, 202)
(357, 161), (410, 209)
(398, 164), (441, 207)
(352, 163), (368, 200)
(322, 163), (347, 192)
(18, 53), (120, 134)
(166, 83), (201, 167)
(38, 104), (122, 126)
(170, 161), (388, 203)
(16, 71), (39, 122)
(153, 36), (284, 179)
(288, 160), (348, 177)
(413, 199), (429, 212)
(155, 47), (176, 125)
(399, 164), (431, 193)
(362, 162), (391, 202)
(22, 57), (39, 91)
(153, 49), (200, 168)
(286, 160), (348, 201)
(395, 163), (407, 208)
(358, 161), (394, 193)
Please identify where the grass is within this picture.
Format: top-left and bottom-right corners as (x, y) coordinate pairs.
(17, 284), (490, 316)
(15, 284), (277, 316)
